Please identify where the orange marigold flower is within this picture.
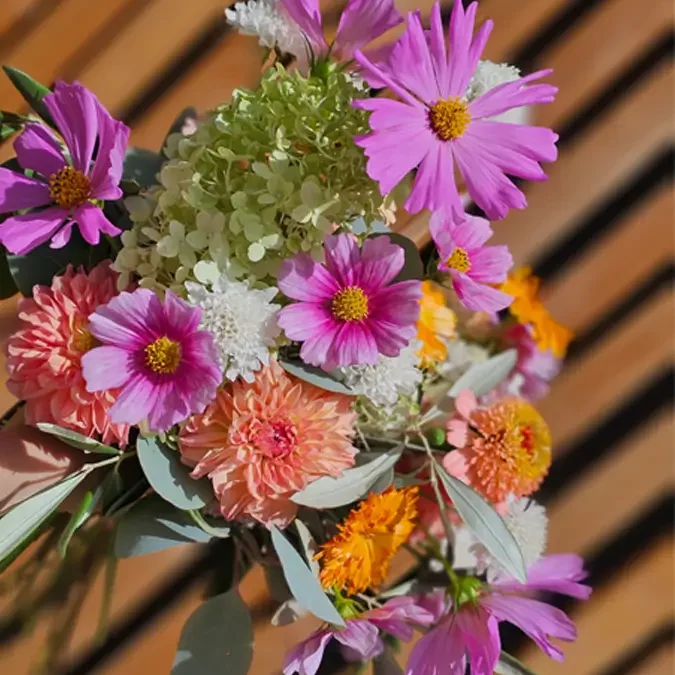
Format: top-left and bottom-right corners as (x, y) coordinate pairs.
(416, 281), (457, 366)
(445, 391), (551, 504)
(316, 486), (419, 595)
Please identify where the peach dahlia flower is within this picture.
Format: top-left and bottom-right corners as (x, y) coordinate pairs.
(4, 262), (129, 446)
(179, 360), (357, 528)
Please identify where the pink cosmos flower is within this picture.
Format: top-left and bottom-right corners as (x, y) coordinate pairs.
(284, 596), (434, 675)
(81, 289), (221, 432)
(277, 233), (422, 370)
(353, 1), (558, 219)
(4, 262), (129, 446)
(179, 360), (357, 528)
(279, 0), (402, 62)
(0, 82), (129, 255)
(407, 554), (591, 674)
(430, 209), (513, 312)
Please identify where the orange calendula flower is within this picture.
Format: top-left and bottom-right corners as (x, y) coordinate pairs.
(316, 486), (419, 595)
(416, 281), (457, 365)
(445, 390), (552, 504)
(501, 266), (573, 358)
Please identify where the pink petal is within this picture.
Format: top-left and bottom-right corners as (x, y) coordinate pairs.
(447, 0), (481, 96)
(89, 289), (158, 347)
(49, 220), (75, 249)
(330, 321), (379, 367)
(468, 245), (513, 283)
(81, 345), (135, 391)
(356, 235), (405, 293)
(443, 448), (469, 476)
(452, 213), (494, 251)
(456, 389), (478, 418)
(366, 317), (417, 358)
(278, 253), (339, 302)
(428, 2), (449, 98)
(88, 99), (129, 198)
(108, 372), (155, 426)
(324, 233), (360, 287)
(279, 0), (327, 53)
(333, 619), (383, 662)
(163, 290), (201, 337)
(406, 618), (466, 675)
(277, 303), (334, 342)
(283, 629), (332, 675)
(299, 321), (341, 367)
(147, 382), (192, 432)
(0, 206), (67, 255)
(453, 274), (513, 313)
(370, 279), (422, 326)
(334, 0), (402, 59)
(72, 202), (120, 246)
(456, 607), (501, 675)
(0, 168), (51, 214)
(13, 123), (67, 177)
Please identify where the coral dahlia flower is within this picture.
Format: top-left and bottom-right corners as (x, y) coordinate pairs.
(0, 81), (129, 255)
(179, 360), (357, 528)
(81, 289), (221, 432)
(277, 233), (422, 370)
(353, 1), (558, 219)
(4, 262), (128, 446)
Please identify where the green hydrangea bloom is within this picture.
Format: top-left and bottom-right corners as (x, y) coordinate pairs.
(114, 65), (393, 292)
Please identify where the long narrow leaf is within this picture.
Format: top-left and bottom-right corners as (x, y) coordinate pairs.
(2, 66), (54, 127)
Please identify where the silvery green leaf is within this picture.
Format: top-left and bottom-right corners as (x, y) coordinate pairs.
(379, 579), (418, 599)
(448, 349), (518, 398)
(270, 526), (344, 626)
(271, 598), (306, 626)
(0, 471), (88, 562)
(115, 495), (211, 558)
(172, 590), (253, 675)
(291, 448), (403, 508)
(436, 464), (527, 583)
(294, 519), (320, 576)
(370, 467), (394, 494)
(136, 436), (212, 510)
(496, 652), (538, 675)
(36, 422), (121, 455)
(373, 648), (404, 675)
(279, 359), (355, 395)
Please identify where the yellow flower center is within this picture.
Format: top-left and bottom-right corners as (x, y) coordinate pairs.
(331, 286), (369, 322)
(48, 166), (92, 209)
(446, 247), (471, 273)
(69, 316), (96, 353)
(144, 336), (182, 374)
(429, 97), (472, 141)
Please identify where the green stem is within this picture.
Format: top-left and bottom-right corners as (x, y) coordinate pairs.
(188, 510), (232, 539)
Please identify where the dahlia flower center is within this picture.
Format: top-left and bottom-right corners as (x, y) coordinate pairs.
(71, 324), (96, 353)
(331, 286), (369, 322)
(446, 247), (471, 273)
(144, 336), (182, 374)
(255, 417), (298, 459)
(49, 166), (92, 209)
(429, 97), (472, 141)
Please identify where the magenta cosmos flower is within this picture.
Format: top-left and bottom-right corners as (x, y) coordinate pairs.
(81, 289), (221, 432)
(0, 81), (129, 255)
(284, 596), (434, 675)
(407, 554), (591, 675)
(430, 209), (513, 312)
(280, 0), (402, 61)
(353, 1), (558, 220)
(277, 233), (422, 370)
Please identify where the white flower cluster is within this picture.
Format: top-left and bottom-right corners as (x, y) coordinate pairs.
(437, 338), (490, 384)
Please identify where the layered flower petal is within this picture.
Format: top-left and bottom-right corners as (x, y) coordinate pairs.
(0, 207), (67, 255)
(13, 123), (67, 177)
(334, 0), (402, 60)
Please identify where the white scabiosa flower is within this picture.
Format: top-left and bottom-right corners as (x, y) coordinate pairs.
(466, 60), (530, 125)
(340, 342), (423, 407)
(186, 274), (281, 383)
(225, 0), (304, 57)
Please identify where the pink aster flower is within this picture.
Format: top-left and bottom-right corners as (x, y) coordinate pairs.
(284, 596), (434, 675)
(279, 0), (402, 62)
(407, 554), (591, 675)
(4, 262), (129, 446)
(179, 360), (357, 528)
(0, 81), (129, 255)
(353, 1), (558, 220)
(277, 233), (422, 370)
(430, 209), (513, 312)
(81, 289), (221, 432)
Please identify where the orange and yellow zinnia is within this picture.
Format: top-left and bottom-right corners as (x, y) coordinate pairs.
(416, 281), (457, 366)
(316, 486), (419, 595)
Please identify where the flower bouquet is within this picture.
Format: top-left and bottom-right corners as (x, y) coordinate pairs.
(0, 1), (590, 673)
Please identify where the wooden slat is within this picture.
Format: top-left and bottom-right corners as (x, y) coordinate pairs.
(543, 186), (674, 334)
(491, 62), (674, 264)
(547, 411), (674, 555)
(632, 644), (675, 675)
(0, 0), (41, 37)
(521, 537), (674, 674)
(538, 288), (674, 453)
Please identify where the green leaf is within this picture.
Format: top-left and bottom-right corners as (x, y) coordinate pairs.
(436, 463), (527, 583)
(291, 448), (402, 508)
(373, 648), (404, 675)
(0, 110), (27, 141)
(279, 359), (355, 395)
(57, 489), (97, 558)
(115, 494), (211, 558)
(162, 107), (197, 156)
(370, 232), (424, 283)
(270, 525), (345, 627)
(496, 652), (538, 675)
(136, 436), (212, 510)
(0, 247), (18, 299)
(123, 147), (164, 188)
(448, 349), (518, 399)
(36, 422), (121, 455)
(0, 471), (88, 563)
(2, 66), (54, 127)
(172, 590), (253, 675)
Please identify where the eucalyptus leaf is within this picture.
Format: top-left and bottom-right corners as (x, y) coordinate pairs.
(294, 519), (320, 576)
(136, 436), (212, 510)
(448, 349), (518, 398)
(123, 147), (164, 188)
(36, 422), (121, 455)
(373, 648), (404, 675)
(291, 448), (402, 508)
(0, 471), (88, 562)
(496, 652), (538, 675)
(115, 494), (211, 558)
(279, 359), (354, 395)
(436, 463), (526, 583)
(172, 590), (253, 675)
(370, 232), (424, 283)
(271, 598), (306, 626)
(2, 66), (54, 127)
(270, 525), (344, 626)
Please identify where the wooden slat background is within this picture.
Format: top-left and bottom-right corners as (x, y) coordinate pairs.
(0, 1), (673, 673)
